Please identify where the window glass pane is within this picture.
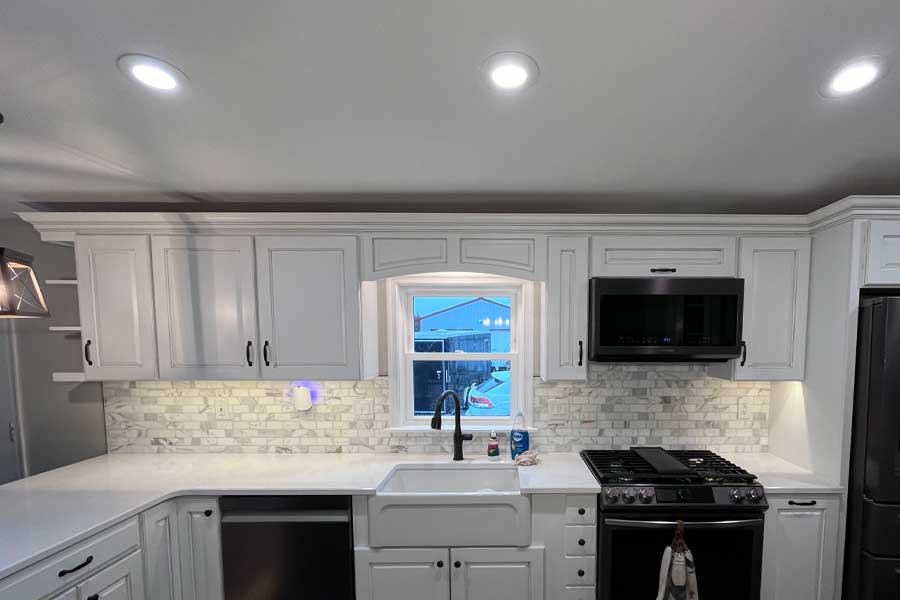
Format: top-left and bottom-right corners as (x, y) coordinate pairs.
(413, 296), (511, 353)
(412, 360), (512, 417)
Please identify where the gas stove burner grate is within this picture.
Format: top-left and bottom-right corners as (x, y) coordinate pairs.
(580, 447), (757, 485)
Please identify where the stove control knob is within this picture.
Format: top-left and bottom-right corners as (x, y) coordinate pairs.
(639, 488), (655, 504)
(748, 488), (764, 504)
(730, 488), (745, 504)
(605, 488), (620, 503)
(623, 488), (637, 504)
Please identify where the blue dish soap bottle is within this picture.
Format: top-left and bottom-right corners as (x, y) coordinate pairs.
(510, 411), (529, 460)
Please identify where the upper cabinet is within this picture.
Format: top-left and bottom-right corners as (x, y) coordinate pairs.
(712, 237), (811, 381)
(864, 220), (900, 285)
(591, 235), (737, 277)
(542, 237), (589, 381)
(151, 236), (259, 380)
(256, 236), (362, 380)
(361, 233), (547, 280)
(75, 235), (157, 381)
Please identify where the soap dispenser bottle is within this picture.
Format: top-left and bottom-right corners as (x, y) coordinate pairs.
(487, 429), (500, 460)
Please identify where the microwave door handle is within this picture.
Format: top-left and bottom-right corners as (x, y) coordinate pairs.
(604, 518), (763, 529)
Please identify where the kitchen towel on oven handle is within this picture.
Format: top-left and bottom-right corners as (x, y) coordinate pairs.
(656, 521), (699, 600)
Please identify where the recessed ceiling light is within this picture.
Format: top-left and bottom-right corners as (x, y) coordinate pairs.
(117, 54), (186, 92)
(482, 51), (539, 93)
(821, 57), (889, 97)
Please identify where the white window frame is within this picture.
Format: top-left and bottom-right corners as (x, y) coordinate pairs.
(387, 273), (533, 430)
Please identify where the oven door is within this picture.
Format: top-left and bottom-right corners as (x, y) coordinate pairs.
(599, 512), (764, 600)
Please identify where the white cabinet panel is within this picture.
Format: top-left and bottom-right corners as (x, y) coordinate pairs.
(591, 235), (737, 277)
(363, 235), (450, 278)
(77, 551), (145, 600)
(450, 547), (544, 600)
(762, 495), (839, 600)
(355, 548), (449, 600)
(152, 236), (258, 379)
(75, 235), (156, 380)
(542, 237), (589, 381)
(734, 237), (810, 381)
(458, 237), (546, 279)
(176, 499), (223, 600)
(256, 236), (361, 380)
(141, 501), (182, 600)
(865, 220), (900, 284)
(50, 588), (77, 600)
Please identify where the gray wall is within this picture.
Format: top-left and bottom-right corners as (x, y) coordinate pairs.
(1, 218), (106, 476)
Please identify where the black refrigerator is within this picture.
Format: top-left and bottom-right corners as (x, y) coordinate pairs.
(845, 296), (900, 598)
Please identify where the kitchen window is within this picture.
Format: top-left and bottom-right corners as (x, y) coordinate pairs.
(387, 273), (533, 429)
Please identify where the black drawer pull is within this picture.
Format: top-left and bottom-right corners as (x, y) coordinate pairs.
(84, 340), (93, 366)
(578, 569), (585, 577)
(578, 507), (586, 515)
(454, 561), (462, 569)
(204, 509), (213, 517)
(246, 341), (254, 367)
(578, 538), (586, 546)
(650, 267), (677, 273)
(436, 560), (444, 568)
(577, 341), (583, 367)
(58, 555), (93, 577)
(740, 341), (747, 366)
(263, 340), (271, 366)
(788, 500), (817, 507)
(87, 595), (99, 600)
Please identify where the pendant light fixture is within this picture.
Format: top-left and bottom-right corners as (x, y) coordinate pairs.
(0, 248), (49, 318)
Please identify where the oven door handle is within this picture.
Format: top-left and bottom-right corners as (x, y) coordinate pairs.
(604, 518), (763, 529)
(221, 509), (349, 524)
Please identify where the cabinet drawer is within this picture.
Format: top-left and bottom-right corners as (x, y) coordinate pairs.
(592, 235), (737, 277)
(865, 220), (900, 285)
(563, 586), (596, 600)
(565, 496), (597, 524)
(564, 556), (595, 586)
(564, 526), (596, 556)
(0, 517), (140, 600)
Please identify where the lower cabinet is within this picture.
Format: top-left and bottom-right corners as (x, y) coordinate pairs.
(50, 589), (77, 600)
(77, 551), (145, 600)
(175, 499), (223, 600)
(141, 500), (183, 600)
(761, 494), (839, 600)
(355, 547), (544, 600)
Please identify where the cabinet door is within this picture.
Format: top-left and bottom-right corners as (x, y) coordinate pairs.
(762, 495), (839, 600)
(591, 235), (737, 277)
(542, 237), (589, 381)
(355, 548), (449, 600)
(141, 501), (182, 600)
(450, 547), (544, 600)
(256, 236), (361, 379)
(176, 499), (223, 600)
(75, 235), (156, 380)
(865, 220), (900, 285)
(77, 551), (145, 600)
(152, 236), (258, 379)
(734, 237), (810, 380)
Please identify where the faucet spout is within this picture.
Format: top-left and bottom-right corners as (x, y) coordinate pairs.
(431, 390), (474, 461)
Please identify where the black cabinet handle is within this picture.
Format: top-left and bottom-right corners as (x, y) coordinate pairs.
(578, 341), (584, 367)
(87, 595), (99, 600)
(246, 341), (254, 367)
(578, 507), (586, 515)
(578, 538), (586, 546)
(58, 555), (93, 577)
(204, 509), (213, 517)
(788, 500), (817, 506)
(650, 267), (677, 273)
(578, 569), (585, 577)
(84, 340), (93, 366)
(454, 561), (461, 569)
(740, 341), (747, 366)
(436, 560), (444, 568)
(263, 341), (271, 366)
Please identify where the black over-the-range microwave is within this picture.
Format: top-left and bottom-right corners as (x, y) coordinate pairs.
(588, 277), (745, 362)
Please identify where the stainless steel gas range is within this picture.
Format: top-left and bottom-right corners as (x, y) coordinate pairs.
(581, 447), (768, 600)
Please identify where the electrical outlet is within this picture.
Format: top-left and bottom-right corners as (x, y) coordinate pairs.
(213, 402), (230, 419)
(354, 397), (374, 417)
(548, 398), (569, 418)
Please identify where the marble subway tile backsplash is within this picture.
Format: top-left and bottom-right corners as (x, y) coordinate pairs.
(104, 364), (769, 455)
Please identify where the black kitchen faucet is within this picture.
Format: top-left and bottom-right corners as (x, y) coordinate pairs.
(430, 390), (474, 461)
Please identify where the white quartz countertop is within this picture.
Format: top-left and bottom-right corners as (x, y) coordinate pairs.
(723, 452), (844, 495)
(0, 452), (598, 580)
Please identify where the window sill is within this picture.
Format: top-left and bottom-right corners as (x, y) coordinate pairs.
(386, 425), (538, 433)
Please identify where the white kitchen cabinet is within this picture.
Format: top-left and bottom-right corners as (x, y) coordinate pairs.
(711, 237), (811, 381)
(355, 548), (450, 600)
(864, 219), (900, 284)
(762, 494), (839, 600)
(176, 499), (223, 600)
(141, 501), (182, 600)
(450, 547), (544, 600)
(542, 237), (589, 381)
(77, 551), (145, 600)
(151, 236), (258, 379)
(75, 235), (156, 380)
(591, 235), (737, 277)
(255, 236), (362, 379)
(50, 589), (77, 600)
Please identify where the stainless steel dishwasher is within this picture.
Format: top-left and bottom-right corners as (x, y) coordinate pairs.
(220, 496), (354, 600)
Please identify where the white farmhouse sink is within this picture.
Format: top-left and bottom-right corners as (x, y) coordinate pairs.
(367, 464), (532, 548)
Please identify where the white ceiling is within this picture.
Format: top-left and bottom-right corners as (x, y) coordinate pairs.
(1, 0), (899, 215)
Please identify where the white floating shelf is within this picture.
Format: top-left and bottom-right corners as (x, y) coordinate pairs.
(48, 326), (82, 333)
(52, 372), (86, 383)
(44, 279), (78, 286)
